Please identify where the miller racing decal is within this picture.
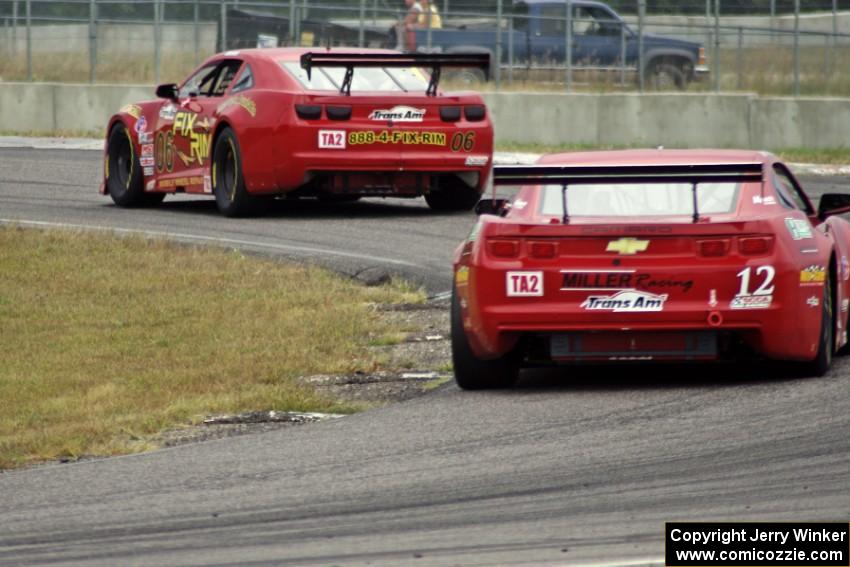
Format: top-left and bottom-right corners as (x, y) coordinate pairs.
(348, 130), (445, 146)
(506, 271), (543, 297)
(368, 106), (425, 122)
(560, 270), (693, 293)
(580, 290), (667, 312)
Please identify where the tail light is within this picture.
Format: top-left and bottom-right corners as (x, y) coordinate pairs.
(440, 106), (461, 122)
(529, 241), (557, 259)
(698, 239), (730, 257)
(464, 105), (486, 122)
(488, 240), (519, 258)
(698, 47), (707, 66)
(295, 104), (322, 120)
(739, 236), (773, 255)
(326, 105), (352, 120)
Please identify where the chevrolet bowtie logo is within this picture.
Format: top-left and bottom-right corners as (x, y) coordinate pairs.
(606, 238), (650, 255)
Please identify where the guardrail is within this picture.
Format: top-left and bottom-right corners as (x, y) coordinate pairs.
(1, 82), (847, 150)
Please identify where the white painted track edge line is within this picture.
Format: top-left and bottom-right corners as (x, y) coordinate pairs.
(0, 218), (419, 268)
(554, 557), (665, 567)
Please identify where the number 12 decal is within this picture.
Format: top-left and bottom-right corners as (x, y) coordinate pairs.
(736, 265), (775, 296)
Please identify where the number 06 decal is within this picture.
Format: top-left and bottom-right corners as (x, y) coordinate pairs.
(736, 265), (775, 296)
(450, 131), (475, 152)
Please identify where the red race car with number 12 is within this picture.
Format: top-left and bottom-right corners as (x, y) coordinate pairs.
(101, 48), (492, 216)
(451, 150), (850, 389)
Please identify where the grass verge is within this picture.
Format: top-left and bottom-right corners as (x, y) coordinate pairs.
(0, 226), (424, 469)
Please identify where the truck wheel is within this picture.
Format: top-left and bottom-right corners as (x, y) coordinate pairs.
(646, 61), (686, 91)
(425, 186), (480, 212)
(451, 286), (519, 390)
(212, 127), (255, 217)
(800, 274), (834, 377)
(106, 123), (162, 207)
(444, 68), (487, 86)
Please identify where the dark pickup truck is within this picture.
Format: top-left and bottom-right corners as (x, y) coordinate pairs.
(397, 0), (709, 89)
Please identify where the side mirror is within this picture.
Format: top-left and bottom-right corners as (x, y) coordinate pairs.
(155, 83), (179, 100)
(818, 193), (850, 220)
(474, 198), (508, 216)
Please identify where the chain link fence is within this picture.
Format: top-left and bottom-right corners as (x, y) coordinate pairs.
(1, 0), (849, 95)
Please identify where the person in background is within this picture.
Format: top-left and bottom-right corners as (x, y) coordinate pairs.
(419, 0), (443, 29)
(396, 0), (423, 50)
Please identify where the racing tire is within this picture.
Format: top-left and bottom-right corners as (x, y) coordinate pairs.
(425, 186), (481, 212)
(212, 127), (255, 217)
(106, 123), (163, 207)
(645, 61), (686, 91)
(800, 273), (834, 377)
(451, 286), (519, 390)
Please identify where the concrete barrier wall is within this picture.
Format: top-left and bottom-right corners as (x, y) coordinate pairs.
(0, 23), (217, 55)
(481, 91), (850, 149)
(0, 82), (848, 149)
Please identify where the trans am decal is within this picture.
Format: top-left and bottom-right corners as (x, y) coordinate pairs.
(348, 130), (446, 146)
(368, 106), (425, 122)
(580, 290), (667, 312)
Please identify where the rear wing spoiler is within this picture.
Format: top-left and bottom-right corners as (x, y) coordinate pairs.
(492, 163), (764, 186)
(299, 52), (490, 96)
(492, 163), (764, 223)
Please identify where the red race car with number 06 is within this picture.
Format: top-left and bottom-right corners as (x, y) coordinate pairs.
(101, 48), (493, 216)
(451, 150), (850, 389)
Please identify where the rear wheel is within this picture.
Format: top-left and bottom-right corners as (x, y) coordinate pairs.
(451, 286), (519, 390)
(106, 123), (163, 207)
(212, 127), (255, 217)
(800, 273), (834, 377)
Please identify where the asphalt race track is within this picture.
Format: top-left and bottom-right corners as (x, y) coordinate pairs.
(1, 147), (849, 566)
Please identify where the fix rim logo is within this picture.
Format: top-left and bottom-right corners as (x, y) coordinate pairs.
(368, 106), (426, 122)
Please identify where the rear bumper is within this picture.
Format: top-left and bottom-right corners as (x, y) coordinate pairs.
(465, 303), (813, 363)
(275, 150), (491, 196)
